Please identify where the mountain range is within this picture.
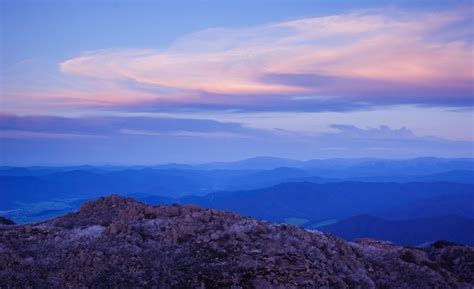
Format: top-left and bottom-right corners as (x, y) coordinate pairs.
(1, 157), (473, 246)
(318, 215), (474, 246)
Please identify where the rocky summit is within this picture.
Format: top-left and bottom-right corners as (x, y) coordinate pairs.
(0, 195), (473, 288)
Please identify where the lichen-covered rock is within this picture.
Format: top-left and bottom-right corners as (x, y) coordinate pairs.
(0, 195), (472, 288)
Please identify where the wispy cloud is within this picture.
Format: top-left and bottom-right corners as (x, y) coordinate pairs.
(120, 129), (249, 139)
(0, 114), (258, 139)
(1, 114), (472, 165)
(53, 7), (474, 112)
(327, 124), (416, 139)
(0, 130), (105, 139)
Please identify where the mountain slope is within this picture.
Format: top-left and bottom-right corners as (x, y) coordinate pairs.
(197, 156), (303, 170)
(195, 157), (474, 172)
(318, 215), (474, 246)
(0, 195), (473, 288)
(176, 182), (474, 222)
(1, 158), (473, 211)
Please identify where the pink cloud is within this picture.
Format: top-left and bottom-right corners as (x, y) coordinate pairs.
(19, 8), (474, 111)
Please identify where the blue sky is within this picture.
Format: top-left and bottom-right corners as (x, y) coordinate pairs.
(0, 0), (473, 164)
(2, 0), (470, 68)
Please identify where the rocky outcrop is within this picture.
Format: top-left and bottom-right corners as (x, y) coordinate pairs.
(0, 195), (472, 288)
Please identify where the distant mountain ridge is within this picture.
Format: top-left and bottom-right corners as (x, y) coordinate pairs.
(196, 156), (474, 173)
(318, 215), (474, 246)
(172, 181), (474, 222)
(1, 157), (473, 212)
(2, 156), (473, 174)
(2, 157), (473, 246)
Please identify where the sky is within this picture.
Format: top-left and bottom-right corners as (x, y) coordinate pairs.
(0, 0), (473, 165)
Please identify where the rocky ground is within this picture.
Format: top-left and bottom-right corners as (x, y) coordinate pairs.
(0, 195), (473, 288)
